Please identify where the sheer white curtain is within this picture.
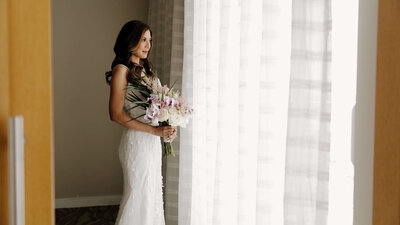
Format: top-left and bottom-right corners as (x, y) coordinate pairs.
(179, 0), (331, 225)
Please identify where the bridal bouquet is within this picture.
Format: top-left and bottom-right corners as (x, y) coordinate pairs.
(125, 72), (193, 157)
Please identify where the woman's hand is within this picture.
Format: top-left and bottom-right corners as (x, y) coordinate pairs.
(166, 127), (177, 142)
(152, 125), (175, 138)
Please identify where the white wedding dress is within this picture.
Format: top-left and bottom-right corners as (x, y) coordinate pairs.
(114, 64), (165, 225)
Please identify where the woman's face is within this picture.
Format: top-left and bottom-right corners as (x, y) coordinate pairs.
(132, 29), (151, 59)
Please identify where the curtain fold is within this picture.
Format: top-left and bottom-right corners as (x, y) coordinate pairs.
(148, 0), (184, 224)
(284, 1), (332, 224)
(179, 1), (332, 225)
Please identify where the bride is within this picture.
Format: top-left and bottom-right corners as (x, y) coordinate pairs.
(105, 20), (177, 225)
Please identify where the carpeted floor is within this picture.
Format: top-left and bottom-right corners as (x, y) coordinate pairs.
(55, 205), (119, 225)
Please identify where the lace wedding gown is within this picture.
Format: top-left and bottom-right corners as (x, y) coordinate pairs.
(114, 64), (165, 225)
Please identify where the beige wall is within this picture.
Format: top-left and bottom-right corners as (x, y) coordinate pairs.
(52, 0), (149, 199)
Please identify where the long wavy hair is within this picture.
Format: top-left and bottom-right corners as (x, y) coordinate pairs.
(105, 20), (154, 85)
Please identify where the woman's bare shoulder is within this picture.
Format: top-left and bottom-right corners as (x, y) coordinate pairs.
(113, 64), (129, 72)
(111, 65), (129, 86)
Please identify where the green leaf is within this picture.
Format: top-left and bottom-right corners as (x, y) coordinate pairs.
(170, 77), (179, 90)
(134, 113), (146, 119)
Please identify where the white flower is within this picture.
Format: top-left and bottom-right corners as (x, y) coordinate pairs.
(171, 98), (179, 107)
(168, 107), (178, 115)
(144, 114), (152, 122)
(164, 96), (172, 106)
(158, 108), (169, 122)
(151, 117), (159, 126)
(168, 114), (182, 127)
(178, 117), (189, 128)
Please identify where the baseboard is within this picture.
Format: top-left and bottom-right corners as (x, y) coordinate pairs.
(55, 195), (122, 209)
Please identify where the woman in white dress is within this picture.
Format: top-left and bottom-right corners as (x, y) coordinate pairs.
(105, 20), (177, 225)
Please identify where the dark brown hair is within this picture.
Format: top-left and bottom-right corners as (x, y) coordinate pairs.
(105, 20), (154, 85)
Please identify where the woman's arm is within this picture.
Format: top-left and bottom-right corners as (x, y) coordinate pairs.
(108, 65), (175, 137)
